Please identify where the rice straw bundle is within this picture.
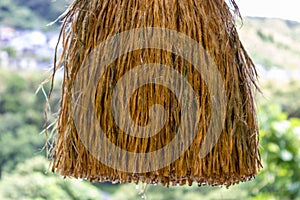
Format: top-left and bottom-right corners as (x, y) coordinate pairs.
(49, 0), (262, 187)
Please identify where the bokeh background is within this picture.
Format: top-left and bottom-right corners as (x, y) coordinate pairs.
(0, 1), (299, 199)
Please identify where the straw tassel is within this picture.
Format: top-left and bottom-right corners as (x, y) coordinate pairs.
(48, 0), (262, 187)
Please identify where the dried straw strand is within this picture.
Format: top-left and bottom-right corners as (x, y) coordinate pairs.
(49, 0), (262, 187)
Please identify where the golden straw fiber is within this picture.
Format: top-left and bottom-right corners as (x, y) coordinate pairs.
(48, 0), (262, 187)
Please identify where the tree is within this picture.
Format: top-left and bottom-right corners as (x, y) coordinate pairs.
(0, 156), (103, 200)
(245, 104), (300, 199)
(0, 70), (59, 177)
(0, 113), (43, 178)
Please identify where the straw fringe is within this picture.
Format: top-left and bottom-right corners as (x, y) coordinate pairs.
(48, 0), (262, 187)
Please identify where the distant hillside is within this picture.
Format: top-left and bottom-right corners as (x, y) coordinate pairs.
(238, 17), (300, 70)
(0, 0), (69, 30)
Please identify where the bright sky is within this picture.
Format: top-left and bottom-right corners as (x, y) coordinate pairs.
(234, 0), (300, 22)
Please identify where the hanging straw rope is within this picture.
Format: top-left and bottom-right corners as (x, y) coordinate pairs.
(48, 0), (262, 187)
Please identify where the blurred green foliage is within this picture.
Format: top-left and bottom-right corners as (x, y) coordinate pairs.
(0, 70), (60, 178)
(247, 104), (300, 199)
(262, 79), (300, 118)
(0, 0), (69, 30)
(0, 47), (17, 58)
(14, 0), (67, 21)
(0, 156), (102, 200)
(0, 70), (44, 178)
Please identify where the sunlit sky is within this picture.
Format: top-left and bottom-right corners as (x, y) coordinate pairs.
(235, 0), (300, 22)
